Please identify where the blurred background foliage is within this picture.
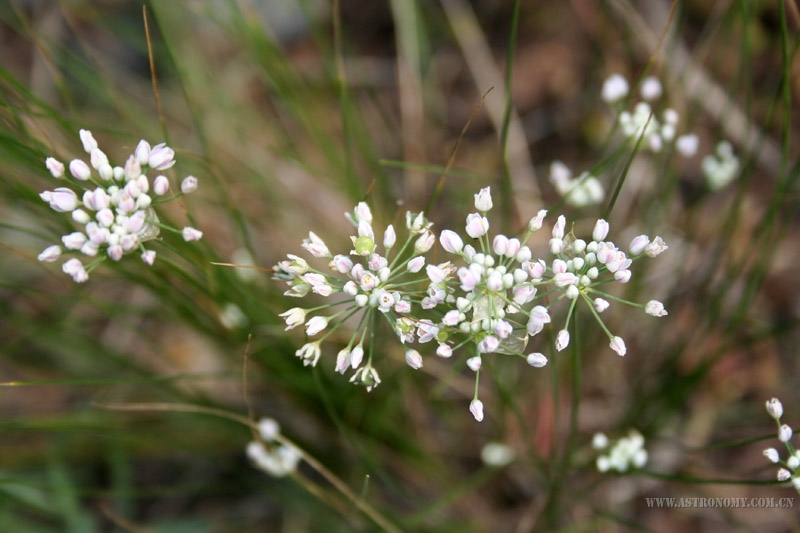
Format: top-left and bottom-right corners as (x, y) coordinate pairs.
(0, 0), (799, 531)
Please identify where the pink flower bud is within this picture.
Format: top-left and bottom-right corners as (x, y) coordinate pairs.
(279, 308), (306, 330)
(485, 272), (502, 292)
(335, 349), (351, 374)
(405, 349), (423, 369)
(527, 352), (548, 367)
(644, 236), (668, 257)
(46, 157), (65, 178)
(394, 300), (411, 314)
(62, 258), (88, 283)
(470, 399), (484, 422)
(614, 269), (632, 283)
(440, 229), (463, 254)
(457, 266), (479, 290)
(96, 208), (115, 227)
(528, 209), (547, 231)
(69, 159), (92, 181)
(467, 356), (482, 371)
(72, 209), (92, 225)
(492, 234), (509, 256)
(610, 336), (626, 356)
(764, 448), (780, 463)
(553, 272), (579, 287)
(141, 250), (156, 265)
(556, 329), (570, 351)
(552, 215), (566, 239)
(593, 219), (610, 242)
(62, 232), (87, 250)
(181, 176), (198, 193)
(383, 224), (396, 250)
(305, 316), (328, 336)
(629, 235), (650, 256)
(442, 310), (460, 326)
(436, 344), (453, 358)
(118, 194), (135, 213)
(513, 285), (536, 306)
(93, 189), (110, 210)
(766, 398), (784, 420)
(645, 300), (668, 317)
(90, 148), (108, 171)
(127, 210), (146, 233)
(182, 227), (203, 242)
(474, 187), (493, 211)
(48, 187), (78, 212)
(426, 264), (448, 284)
(465, 213), (489, 238)
(37, 245), (61, 262)
(594, 298), (610, 312)
(79, 129), (98, 152)
(414, 232), (435, 253)
(779, 424), (793, 443)
(332, 254), (353, 273)
(407, 256), (425, 273)
(135, 140), (151, 165)
(136, 194), (152, 210)
(352, 202), (373, 225)
(495, 319), (512, 339)
(148, 143), (175, 170)
(120, 234), (139, 252)
(153, 175), (170, 196)
(478, 336), (499, 354)
(86, 223), (108, 245)
(125, 179), (142, 198)
(107, 244), (124, 261)
(350, 345), (364, 369)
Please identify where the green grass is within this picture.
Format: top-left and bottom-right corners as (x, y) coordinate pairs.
(0, 1), (798, 531)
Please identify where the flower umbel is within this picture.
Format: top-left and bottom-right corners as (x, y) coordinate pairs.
(272, 187), (668, 420)
(37, 130), (201, 282)
(594, 430), (648, 473)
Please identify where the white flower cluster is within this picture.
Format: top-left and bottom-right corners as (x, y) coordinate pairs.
(432, 188), (667, 419)
(593, 430), (648, 473)
(273, 187), (668, 421)
(246, 418), (301, 478)
(763, 398), (800, 492)
(273, 202), (433, 390)
(702, 140), (739, 190)
(37, 129), (202, 282)
(548, 161), (604, 207)
(602, 73), (699, 158)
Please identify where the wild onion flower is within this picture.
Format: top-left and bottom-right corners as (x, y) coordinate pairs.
(273, 187), (668, 421)
(603, 73), (698, 158)
(763, 398), (800, 492)
(593, 430), (648, 472)
(702, 140), (739, 190)
(272, 201), (432, 390)
(429, 188), (667, 419)
(37, 129), (201, 282)
(548, 161), (604, 207)
(246, 417), (301, 478)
